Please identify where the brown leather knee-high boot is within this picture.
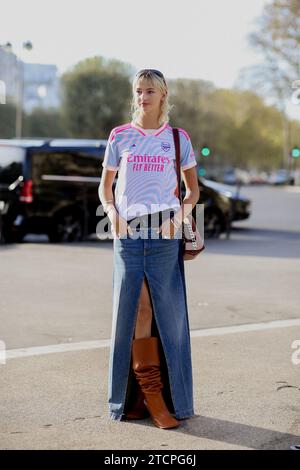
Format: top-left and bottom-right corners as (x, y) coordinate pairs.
(131, 336), (180, 429)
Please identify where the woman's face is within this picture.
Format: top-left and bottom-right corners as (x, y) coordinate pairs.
(134, 77), (166, 114)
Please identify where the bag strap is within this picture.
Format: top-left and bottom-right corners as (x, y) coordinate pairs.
(172, 128), (182, 204)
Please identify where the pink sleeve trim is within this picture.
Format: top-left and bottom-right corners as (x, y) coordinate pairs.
(109, 123), (131, 142)
(181, 161), (197, 170)
(108, 130), (116, 143)
(102, 163), (119, 170)
(178, 128), (190, 141)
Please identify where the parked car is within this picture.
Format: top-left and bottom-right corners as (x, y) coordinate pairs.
(199, 177), (251, 222)
(223, 168), (251, 185)
(268, 169), (295, 185)
(248, 170), (269, 185)
(0, 138), (232, 243)
(194, 177), (231, 238)
(0, 138), (106, 242)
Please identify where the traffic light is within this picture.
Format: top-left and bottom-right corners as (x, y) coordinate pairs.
(291, 146), (300, 158)
(201, 144), (210, 157)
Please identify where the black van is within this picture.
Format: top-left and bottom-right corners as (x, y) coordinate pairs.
(0, 138), (232, 243)
(0, 139), (107, 242)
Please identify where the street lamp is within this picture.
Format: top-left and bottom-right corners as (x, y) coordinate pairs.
(16, 41), (33, 138)
(2, 41), (33, 138)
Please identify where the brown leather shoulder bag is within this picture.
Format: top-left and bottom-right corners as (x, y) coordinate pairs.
(172, 127), (205, 261)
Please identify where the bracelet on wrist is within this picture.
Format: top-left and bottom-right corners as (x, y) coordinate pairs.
(107, 205), (115, 214)
(104, 200), (115, 214)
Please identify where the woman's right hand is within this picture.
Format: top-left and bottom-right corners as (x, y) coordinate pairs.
(108, 208), (132, 239)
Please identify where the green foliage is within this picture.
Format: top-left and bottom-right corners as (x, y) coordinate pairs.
(2, 53), (298, 172)
(23, 108), (67, 138)
(60, 56), (134, 138)
(0, 101), (18, 138)
(236, 0), (300, 166)
(168, 80), (294, 170)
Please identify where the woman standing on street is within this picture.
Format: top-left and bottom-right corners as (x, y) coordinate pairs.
(99, 69), (200, 429)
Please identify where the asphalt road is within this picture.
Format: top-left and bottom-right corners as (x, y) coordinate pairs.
(0, 185), (300, 449)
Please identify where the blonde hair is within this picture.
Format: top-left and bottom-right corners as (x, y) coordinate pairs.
(130, 70), (174, 127)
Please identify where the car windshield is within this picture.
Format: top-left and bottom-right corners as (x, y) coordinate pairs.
(0, 145), (25, 185)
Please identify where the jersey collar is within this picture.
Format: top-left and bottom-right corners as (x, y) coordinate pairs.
(130, 122), (168, 137)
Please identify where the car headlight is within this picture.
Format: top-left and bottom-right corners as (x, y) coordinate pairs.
(219, 194), (231, 204)
(222, 190), (233, 198)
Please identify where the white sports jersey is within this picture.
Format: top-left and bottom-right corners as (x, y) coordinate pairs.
(102, 121), (197, 220)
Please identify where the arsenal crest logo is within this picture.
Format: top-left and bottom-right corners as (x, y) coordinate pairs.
(161, 142), (170, 152)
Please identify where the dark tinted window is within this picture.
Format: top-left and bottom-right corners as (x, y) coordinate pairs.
(0, 146), (25, 184)
(32, 151), (103, 181)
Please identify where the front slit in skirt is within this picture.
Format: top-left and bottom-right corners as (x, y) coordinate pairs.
(108, 226), (195, 421)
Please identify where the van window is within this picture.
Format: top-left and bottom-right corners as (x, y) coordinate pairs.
(31, 151), (102, 182)
(0, 146), (25, 185)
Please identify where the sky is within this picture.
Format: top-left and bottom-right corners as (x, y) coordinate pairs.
(0, 0), (299, 120)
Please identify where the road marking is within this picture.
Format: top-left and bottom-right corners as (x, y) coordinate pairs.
(284, 186), (300, 193)
(6, 340), (111, 360)
(190, 318), (300, 337)
(5, 318), (300, 361)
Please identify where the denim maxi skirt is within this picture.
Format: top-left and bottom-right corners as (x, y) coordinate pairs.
(108, 214), (195, 421)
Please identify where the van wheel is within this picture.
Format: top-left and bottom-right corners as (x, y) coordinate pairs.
(48, 212), (84, 243)
(1, 226), (25, 243)
(204, 209), (223, 239)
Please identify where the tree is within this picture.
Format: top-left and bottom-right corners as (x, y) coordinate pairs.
(23, 108), (67, 138)
(61, 57), (134, 138)
(239, 0), (300, 100)
(0, 101), (17, 138)
(168, 78), (216, 155)
(235, 0), (300, 167)
(168, 80), (286, 171)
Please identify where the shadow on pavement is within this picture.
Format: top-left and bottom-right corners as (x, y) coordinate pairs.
(132, 414), (300, 450)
